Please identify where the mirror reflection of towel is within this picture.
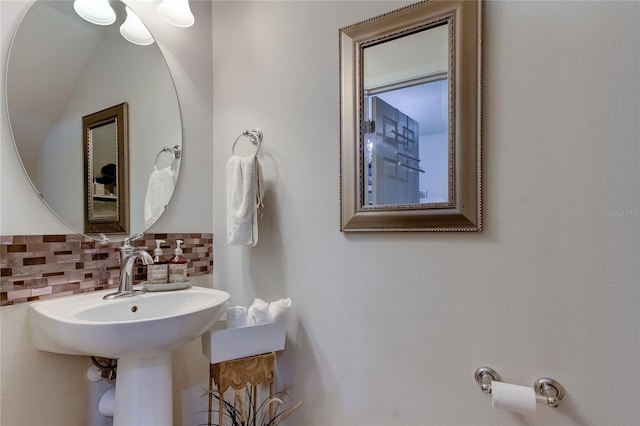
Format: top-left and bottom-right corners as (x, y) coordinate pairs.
(226, 156), (264, 246)
(144, 166), (175, 228)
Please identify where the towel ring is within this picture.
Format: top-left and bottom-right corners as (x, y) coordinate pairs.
(154, 145), (182, 169)
(232, 129), (263, 157)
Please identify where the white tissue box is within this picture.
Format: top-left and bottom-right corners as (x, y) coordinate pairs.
(201, 320), (286, 364)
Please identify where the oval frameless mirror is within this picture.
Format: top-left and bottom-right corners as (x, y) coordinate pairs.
(340, 0), (482, 232)
(6, 0), (182, 240)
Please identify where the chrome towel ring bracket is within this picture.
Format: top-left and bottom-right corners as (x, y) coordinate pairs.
(232, 128), (263, 157)
(154, 145), (182, 169)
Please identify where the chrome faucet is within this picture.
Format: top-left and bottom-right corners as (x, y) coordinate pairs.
(104, 236), (153, 300)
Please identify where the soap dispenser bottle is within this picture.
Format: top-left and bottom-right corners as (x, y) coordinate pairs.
(168, 239), (188, 283)
(147, 240), (168, 284)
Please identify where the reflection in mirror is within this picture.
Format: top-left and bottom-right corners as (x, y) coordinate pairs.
(91, 130), (117, 219)
(83, 103), (129, 234)
(363, 23), (450, 206)
(340, 0), (482, 232)
(6, 0), (182, 241)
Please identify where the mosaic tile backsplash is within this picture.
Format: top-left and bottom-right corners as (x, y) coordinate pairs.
(1, 233), (213, 306)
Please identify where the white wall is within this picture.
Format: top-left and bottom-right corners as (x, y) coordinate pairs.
(211, 1), (639, 425)
(1, 0), (638, 425)
(0, 1), (213, 425)
(420, 132), (448, 203)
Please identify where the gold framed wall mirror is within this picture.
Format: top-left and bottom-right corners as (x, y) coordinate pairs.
(83, 103), (129, 234)
(339, 0), (482, 232)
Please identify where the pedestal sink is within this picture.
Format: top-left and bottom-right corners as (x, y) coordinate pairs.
(29, 284), (230, 426)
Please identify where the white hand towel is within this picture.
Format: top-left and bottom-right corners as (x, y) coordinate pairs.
(226, 306), (250, 329)
(226, 156), (264, 246)
(268, 298), (291, 323)
(248, 298), (270, 325)
(144, 166), (175, 228)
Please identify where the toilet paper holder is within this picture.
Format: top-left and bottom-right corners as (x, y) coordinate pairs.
(474, 366), (565, 408)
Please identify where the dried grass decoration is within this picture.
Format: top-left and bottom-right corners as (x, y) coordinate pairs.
(201, 387), (302, 426)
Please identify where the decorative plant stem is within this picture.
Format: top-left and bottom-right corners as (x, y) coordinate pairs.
(199, 388), (302, 426)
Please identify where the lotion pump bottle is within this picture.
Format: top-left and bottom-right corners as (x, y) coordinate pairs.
(147, 240), (168, 284)
(168, 239), (188, 283)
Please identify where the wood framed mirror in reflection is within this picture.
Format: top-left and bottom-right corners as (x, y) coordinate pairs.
(6, 0), (182, 241)
(340, 0), (482, 232)
(83, 103), (129, 234)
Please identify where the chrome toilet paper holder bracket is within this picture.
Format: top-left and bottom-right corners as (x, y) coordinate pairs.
(474, 366), (565, 408)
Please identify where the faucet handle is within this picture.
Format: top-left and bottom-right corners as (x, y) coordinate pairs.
(120, 233), (144, 260)
(126, 233), (144, 243)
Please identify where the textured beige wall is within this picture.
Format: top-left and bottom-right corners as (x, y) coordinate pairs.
(211, 1), (639, 425)
(1, 0), (214, 424)
(2, 0), (639, 425)
(1, 304), (90, 425)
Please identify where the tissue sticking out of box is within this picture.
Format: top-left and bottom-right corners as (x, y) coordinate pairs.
(227, 298), (292, 329)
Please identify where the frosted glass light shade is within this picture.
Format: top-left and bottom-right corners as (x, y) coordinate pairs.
(120, 7), (155, 46)
(158, 0), (194, 28)
(73, 0), (116, 26)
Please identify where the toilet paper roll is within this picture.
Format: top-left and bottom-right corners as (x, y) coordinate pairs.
(491, 381), (537, 414)
(98, 387), (115, 417)
(86, 365), (103, 383)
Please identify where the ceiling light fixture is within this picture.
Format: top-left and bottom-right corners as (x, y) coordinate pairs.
(157, 0), (194, 28)
(120, 7), (155, 46)
(73, 0), (116, 26)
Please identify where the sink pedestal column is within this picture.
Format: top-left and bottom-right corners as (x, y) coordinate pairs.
(113, 352), (173, 426)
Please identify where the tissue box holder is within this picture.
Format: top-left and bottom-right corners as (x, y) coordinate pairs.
(202, 320), (286, 364)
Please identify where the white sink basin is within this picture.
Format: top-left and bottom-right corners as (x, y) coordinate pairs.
(29, 283), (230, 426)
(30, 285), (230, 359)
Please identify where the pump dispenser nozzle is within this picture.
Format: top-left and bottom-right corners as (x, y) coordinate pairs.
(154, 240), (166, 256)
